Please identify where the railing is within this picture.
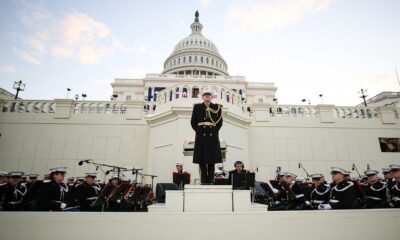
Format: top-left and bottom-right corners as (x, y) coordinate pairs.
(1, 100), (56, 113)
(73, 102), (127, 114)
(333, 107), (380, 119)
(144, 73), (246, 81)
(268, 105), (317, 118)
(153, 83), (244, 107)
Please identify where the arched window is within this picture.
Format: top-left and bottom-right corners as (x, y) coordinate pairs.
(192, 87), (199, 98)
(189, 56), (192, 63)
(211, 59), (214, 65)
(206, 58), (209, 64)
(183, 57), (186, 63)
(178, 58), (180, 64)
(195, 56), (197, 62)
(201, 56), (203, 63)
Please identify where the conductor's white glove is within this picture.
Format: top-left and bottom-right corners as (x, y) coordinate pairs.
(60, 203), (67, 209)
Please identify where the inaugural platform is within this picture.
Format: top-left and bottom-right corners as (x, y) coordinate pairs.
(149, 185), (266, 212)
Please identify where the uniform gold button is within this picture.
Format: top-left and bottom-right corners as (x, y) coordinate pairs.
(203, 134), (206, 136)
(210, 134), (213, 136)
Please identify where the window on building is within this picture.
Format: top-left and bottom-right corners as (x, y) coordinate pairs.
(258, 98), (263, 103)
(126, 96), (132, 101)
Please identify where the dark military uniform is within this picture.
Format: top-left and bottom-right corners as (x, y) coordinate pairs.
(0, 182), (6, 210)
(76, 182), (101, 211)
(329, 180), (356, 209)
(191, 102), (223, 183)
(0, 182), (27, 211)
(36, 180), (71, 211)
(271, 181), (306, 210)
(362, 181), (387, 208)
(309, 182), (331, 208)
(388, 180), (400, 208)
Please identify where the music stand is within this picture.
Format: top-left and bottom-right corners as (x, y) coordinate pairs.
(232, 172), (255, 190)
(173, 172), (190, 189)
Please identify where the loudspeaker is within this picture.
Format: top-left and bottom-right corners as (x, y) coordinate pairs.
(156, 183), (179, 203)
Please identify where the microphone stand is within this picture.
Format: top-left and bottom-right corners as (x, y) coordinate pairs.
(352, 164), (361, 178)
(298, 162), (310, 181)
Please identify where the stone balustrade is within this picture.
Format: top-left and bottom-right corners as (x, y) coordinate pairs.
(1, 100), (56, 113)
(1, 98), (398, 124)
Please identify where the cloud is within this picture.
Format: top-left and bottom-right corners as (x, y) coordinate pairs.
(0, 65), (16, 73)
(227, 0), (336, 33)
(14, 50), (42, 65)
(198, 0), (212, 9)
(16, 10), (121, 65)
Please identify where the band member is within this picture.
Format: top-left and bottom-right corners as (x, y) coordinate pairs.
(382, 167), (395, 188)
(175, 163), (185, 173)
(309, 174), (331, 209)
(191, 88), (223, 184)
(0, 171), (9, 185)
(67, 177), (75, 187)
(26, 174), (39, 188)
(273, 172), (306, 210)
(76, 173), (101, 211)
(22, 173), (42, 210)
(0, 171), (27, 211)
(103, 174), (121, 211)
(362, 170), (387, 208)
(388, 164), (400, 208)
(36, 167), (72, 211)
(228, 161), (249, 184)
(319, 167), (356, 210)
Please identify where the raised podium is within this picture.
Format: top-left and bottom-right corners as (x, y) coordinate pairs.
(148, 184), (267, 212)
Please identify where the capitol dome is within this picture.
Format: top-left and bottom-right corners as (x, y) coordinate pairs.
(162, 11), (229, 76)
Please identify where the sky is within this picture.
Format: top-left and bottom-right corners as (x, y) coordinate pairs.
(0, 0), (399, 106)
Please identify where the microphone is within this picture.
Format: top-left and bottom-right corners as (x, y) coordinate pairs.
(352, 164), (355, 171)
(105, 170), (111, 175)
(78, 159), (91, 166)
(298, 162), (301, 169)
(96, 166), (99, 171)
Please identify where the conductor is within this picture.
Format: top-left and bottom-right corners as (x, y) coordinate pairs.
(191, 88), (223, 184)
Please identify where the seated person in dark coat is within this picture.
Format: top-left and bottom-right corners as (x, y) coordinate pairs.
(318, 167), (356, 210)
(76, 173), (102, 211)
(36, 167), (73, 211)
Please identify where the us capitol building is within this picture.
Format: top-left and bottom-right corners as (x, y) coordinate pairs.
(0, 11), (400, 240)
(0, 12), (399, 184)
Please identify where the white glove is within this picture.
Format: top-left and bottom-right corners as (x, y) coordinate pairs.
(116, 199), (121, 203)
(318, 204), (332, 210)
(60, 203), (67, 209)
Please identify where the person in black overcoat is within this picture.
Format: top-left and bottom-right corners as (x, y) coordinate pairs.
(191, 89), (223, 184)
(76, 173), (101, 211)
